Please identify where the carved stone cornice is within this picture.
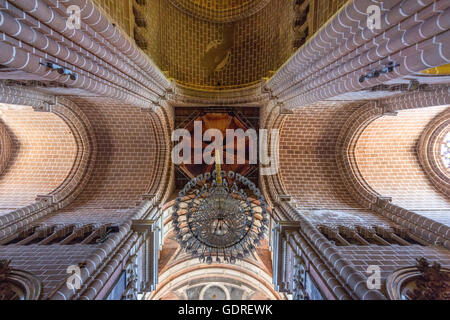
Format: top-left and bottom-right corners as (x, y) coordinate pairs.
(273, 194), (292, 208)
(278, 102), (294, 115)
(277, 221), (301, 235)
(131, 220), (159, 293)
(0, 259), (42, 300)
(387, 258), (450, 300)
(131, 220), (157, 234)
(32, 96), (56, 113)
(0, 260), (12, 280)
(374, 101), (398, 117)
(272, 221), (302, 294)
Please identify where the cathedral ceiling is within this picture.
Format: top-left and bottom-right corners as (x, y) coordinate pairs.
(93, 0), (298, 90)
(156, 0), (295, 89)
(90, 0), (353, 91)
(166, 0), (272, 23)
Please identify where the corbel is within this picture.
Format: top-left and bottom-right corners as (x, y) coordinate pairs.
(35, 194), (55, 206)
(372, 196), (393, 209)
(375, 101), (397, 116)
(274, 194), (292, 207)
(131, 220), (157, 234)
(33, 96), (56, 113)
(279, 102), (294, 115)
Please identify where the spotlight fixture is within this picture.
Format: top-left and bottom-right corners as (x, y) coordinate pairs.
(359, 62), (400, 83)
(172, 153), (270, 264)
(40, 61), (77, 81)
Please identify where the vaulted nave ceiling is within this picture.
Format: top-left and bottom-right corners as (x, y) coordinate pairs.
(0, 0), (449, 302)
(93, 0), (347, 90)
(2, 0), (447, 100)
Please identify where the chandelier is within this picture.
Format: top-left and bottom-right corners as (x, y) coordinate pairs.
(172, 154), (269, 264)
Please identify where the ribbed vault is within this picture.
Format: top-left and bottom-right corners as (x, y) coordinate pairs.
(278, 101), (364, 210)
(167, 0), (271, 22)
(40, 96), (161, 225)
(355, 105), (450, 225)
(0, 104), (77, 214)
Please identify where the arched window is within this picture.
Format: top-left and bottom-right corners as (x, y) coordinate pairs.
(440, 131), (450, 170)
(417, 110), (450, 196)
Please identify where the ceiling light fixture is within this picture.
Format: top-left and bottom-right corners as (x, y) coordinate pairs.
(172, 152), (269, 264)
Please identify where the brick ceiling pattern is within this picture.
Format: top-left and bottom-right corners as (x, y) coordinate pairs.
(0, 105), (77, 212)
(90, 0), (350, 90)
(159, 0), (294, 89)
(279, 101), (364, 210)
(167, 0), (271, 22)
(0, 0), (449, 301)
(355, 105), (450, 212)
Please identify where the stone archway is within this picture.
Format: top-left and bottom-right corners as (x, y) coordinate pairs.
(150, 201), (282, 300)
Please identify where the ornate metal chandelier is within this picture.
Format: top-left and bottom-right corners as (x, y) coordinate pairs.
(172, 154), (269, 264)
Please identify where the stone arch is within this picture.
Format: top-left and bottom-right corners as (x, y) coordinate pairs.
(150, 259), (281, 300)
(259, 100), (291, 219)
(355, 106), (450, 211)
(277, 101), (369, 213)
(259, 102), (363, 299)
(47, 97), (97, 208)
(145, 104), (174, 205)
(0, 85), (96, 236)
(336, 90), (450, 248)
(353, 105), (450, 231)
(0, 120), (12, 176)
(260, 94), (450, 299)
(336, 102), (383, 209)
(337, 89), (450, 210)
(0, 104), (77, 210)
(50, 100), (173, 300)
(154, 194), (278, 300)
(417, 109), (450, 196)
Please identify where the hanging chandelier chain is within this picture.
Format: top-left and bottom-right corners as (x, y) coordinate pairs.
(172, 169), (269, 264)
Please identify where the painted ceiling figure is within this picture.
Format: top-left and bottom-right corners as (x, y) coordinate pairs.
(201, 24), (235, 75)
